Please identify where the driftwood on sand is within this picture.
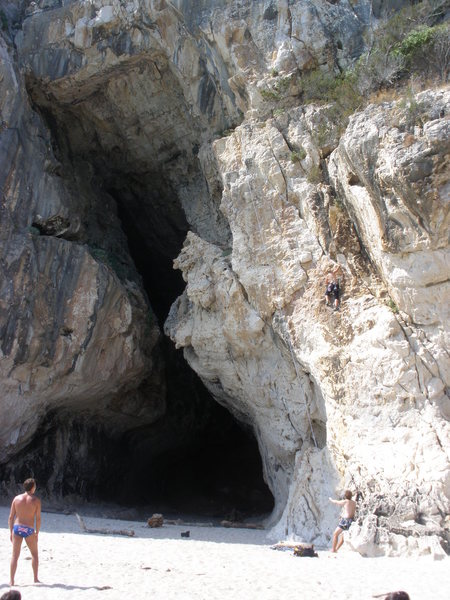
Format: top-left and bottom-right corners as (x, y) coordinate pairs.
(75, 513), (135, 537)
(270, 541), (318, 557)
(165, 519), (214, 527)
(270, 541), (299, 550)
(220, 520), (264, 530)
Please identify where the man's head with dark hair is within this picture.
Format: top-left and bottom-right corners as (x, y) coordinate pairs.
(344, 490), (352, 500)
(384, 592), (410, 600)
(23, 478), (36, 493)
(1, 590), (22, 600)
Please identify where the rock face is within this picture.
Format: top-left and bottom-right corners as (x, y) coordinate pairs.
(167, 89), (450, 554)
(0, 0), (449, 556)
(1, 27), (161, 464)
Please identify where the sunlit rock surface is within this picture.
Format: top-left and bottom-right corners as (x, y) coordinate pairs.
(167, 92), (450, 555)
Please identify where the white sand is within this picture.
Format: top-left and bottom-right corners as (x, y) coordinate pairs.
(0, 507), (448, 600)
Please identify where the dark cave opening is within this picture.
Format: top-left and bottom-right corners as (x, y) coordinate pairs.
(137, 420), (273, 520)
(108, 189), (274, 518)
(2, 370), (274, 521)
(111, 182), (187, 326)
(101, 177), (274, 517)
(113, 386), (274, 520)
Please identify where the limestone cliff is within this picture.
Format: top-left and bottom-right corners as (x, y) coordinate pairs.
(167, 88), (449, 555)
(0, 0), (449, 556)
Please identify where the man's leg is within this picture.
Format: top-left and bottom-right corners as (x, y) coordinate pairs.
(331, 526), (343, 552)
(25, 534), (40, 583)
(10, 534), (23, 585)
(336, 530), (345, 551)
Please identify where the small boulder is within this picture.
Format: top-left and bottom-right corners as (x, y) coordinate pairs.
(147, 513), (164, 528)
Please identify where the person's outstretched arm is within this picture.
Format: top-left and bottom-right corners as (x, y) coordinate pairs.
(329, 497), (345, 506)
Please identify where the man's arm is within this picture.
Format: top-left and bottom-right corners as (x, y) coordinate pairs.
(8, 499), (16, 541)
(35, 499), (41, 535)
(329, 497), (345, 506)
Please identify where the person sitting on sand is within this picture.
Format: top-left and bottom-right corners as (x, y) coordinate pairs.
(8, 478), (41, 586)
(329, 490), (356, 553)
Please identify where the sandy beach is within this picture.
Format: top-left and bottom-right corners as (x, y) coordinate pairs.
(0, 506), (448, 600)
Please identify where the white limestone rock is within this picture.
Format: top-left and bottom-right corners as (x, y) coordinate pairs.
(168, 91), (450, 555)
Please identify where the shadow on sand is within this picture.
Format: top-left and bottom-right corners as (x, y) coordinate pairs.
(8, 583), (112, 591)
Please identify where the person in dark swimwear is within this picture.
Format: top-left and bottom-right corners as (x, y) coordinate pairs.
(8, 478), (41, 586)
(325, 279), (340, 310)
(329, 489), (356, 553)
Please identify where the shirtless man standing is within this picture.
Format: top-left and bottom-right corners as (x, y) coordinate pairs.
(8, 478), (41, 586)
(329, 489), (356, 553)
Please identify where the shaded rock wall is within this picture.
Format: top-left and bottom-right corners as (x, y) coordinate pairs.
(0, 28), (162, 469)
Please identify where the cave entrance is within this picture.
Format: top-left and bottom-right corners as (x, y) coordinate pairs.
(1, 375), (274, 522)
(24, 53), (273, 520)
(112, 382), (274, 521)
(105, 190), (274, 518)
